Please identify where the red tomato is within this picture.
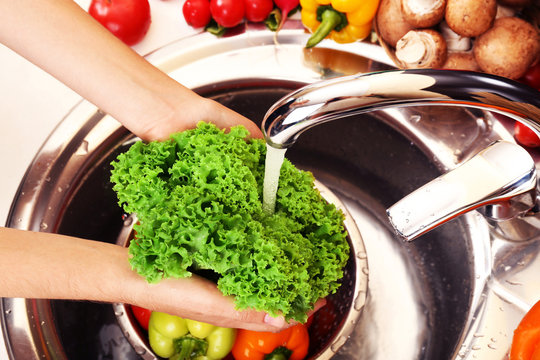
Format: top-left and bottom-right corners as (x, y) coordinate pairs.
(131, 305), (151, 330)
(210, 0), (245, 28)
(514, 121), (540, 148)
(88, 0), (151, 46)
(183, 0), (212, 28)
(244, 0), (274, 22)
(520, 62), (540, 91)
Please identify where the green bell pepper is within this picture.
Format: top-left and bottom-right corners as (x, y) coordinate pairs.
(148, 311), (237, 360)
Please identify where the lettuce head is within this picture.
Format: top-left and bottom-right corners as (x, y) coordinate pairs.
(110, 122), (349, 322)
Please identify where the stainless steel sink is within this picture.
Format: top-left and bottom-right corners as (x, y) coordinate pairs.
(3, 23), (539, 360)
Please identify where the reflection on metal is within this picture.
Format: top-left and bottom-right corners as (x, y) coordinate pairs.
(261, 69), (540, 241)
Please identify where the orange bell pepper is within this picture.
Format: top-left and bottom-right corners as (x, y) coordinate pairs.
(231, 323), (309, 360)
(510, 300), (540, 360)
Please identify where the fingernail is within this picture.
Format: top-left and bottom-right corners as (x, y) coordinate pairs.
(263, 314), (287, 328)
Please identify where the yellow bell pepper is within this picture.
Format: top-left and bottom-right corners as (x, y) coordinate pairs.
(300, 0), (380, 48)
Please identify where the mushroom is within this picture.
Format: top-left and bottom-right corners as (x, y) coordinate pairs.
(395, 29), (448, 68)
(440, 21), (472, 52)
(401, 0), (447, 28)
(445, 0), (498, 37)
(473, 16), (540, 79)
(376, 0), (415, 47)
(443, 51), (481, 71)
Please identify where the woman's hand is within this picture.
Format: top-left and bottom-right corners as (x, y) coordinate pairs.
(0, 227), (308, 332)
(128, 90), (263, 142)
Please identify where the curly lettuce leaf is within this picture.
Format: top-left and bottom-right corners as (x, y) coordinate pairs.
(110, 122), (349, 322)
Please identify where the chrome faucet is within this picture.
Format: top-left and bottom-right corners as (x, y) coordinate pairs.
(261, 69), (540, 241)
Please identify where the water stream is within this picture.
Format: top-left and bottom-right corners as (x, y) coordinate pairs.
(262, 144), (287, 215)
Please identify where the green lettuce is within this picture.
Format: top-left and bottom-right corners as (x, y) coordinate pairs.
(110, 122), (349, 322)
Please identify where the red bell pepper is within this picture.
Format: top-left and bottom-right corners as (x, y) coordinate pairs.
(510, 300), (540, 360)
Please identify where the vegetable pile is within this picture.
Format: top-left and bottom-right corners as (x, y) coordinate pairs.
(182, 0), (299, 37)
(376, 0), (540, 79)
(130, 305), (313, 360)
(110, 122), (350, 322)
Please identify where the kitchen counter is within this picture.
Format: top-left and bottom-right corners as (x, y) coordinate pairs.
(0, 0), (197, 357)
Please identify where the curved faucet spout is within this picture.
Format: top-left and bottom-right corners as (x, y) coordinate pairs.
(261, 69), (540, 241)
(262, 69), (540, 149)
(387, 140), (537, 241)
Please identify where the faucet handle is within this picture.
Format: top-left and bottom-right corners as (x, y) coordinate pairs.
(387, 141), (538, 241)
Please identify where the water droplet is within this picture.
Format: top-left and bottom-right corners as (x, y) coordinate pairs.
(471, 345), (481, 351)
(361, 267), (369, 276)
(409, 115), (421, 123)
(114, 310), (123, 317)
(488, 343), (497, 350)
(40, 222), (48, 230)
(354, 292), (366, 310)
(135, 347), (146, 355)
(506, 279), (523, 286)
(330, 336), (348, 353)
(356, 251), (367, 260)
(40, 321), (45, 326)
(57, 186), (63, 193)
(5, 309), (12, 315)
(473, 333), (484, 338)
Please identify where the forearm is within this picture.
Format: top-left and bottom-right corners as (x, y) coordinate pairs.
(0, 227), (135, 302)
(0, 0), (260, 140)
(0, 227), (286, 331)
(0, 227), (230, 309)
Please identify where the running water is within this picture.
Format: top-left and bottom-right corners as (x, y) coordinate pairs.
(262, 144), (287, 215)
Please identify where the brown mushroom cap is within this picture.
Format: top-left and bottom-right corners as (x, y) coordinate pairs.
(445, 0), (498, 37)
(473, 16), (540, 79)
(443, 51), (481, 71)
(376, 0), (415, 47)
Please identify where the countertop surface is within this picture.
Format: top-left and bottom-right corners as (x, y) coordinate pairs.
(0, 0), (196, 357)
